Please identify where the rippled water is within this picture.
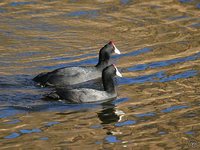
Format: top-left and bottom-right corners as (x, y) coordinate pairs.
(0, 0), (200, 149)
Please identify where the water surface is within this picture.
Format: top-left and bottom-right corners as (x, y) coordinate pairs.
(0, 0), (200, 149)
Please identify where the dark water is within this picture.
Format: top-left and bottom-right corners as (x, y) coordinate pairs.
(0, 0), (200, 149)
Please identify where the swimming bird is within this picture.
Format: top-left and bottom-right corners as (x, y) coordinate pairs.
(46, 64), (122, 103)
(33, 41), (120, 87)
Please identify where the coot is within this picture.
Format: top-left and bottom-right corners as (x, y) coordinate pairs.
(47, 64), (122, 103)
(33, 41), (120, 87)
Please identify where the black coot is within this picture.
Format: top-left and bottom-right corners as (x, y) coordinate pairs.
(47, 64), (122, 103)
(33, 41), (120, 87)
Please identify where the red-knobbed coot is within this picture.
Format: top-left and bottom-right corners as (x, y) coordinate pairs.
(47, 64), (122, 103)
(33, 41), (120, 87)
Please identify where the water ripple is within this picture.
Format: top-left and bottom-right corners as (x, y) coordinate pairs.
(19, 128), (41, 134)
(35, 47), (152, 71)
(45, 121), (60, 127)
(161, 105), (189, 113)
(105, 135), (120, 143)
(4, 132), (20, 139)
(9, 1), (36, 7)
(168, 15), (189, 21)
(118, 69), (197, 85)
(4, 119), (21, 125)
(39, 137), (49, 140)
(120, 0), (132, 5)
(0, 0), (200, 148)
(4, 128), (42, 139)
(135, 112), (156, 118)
(179, 0), (193, 3)
(0, 107), (26, 119)
(159, 70), (197, 82)
(118, 71), (165, 84)
(115, 120), (136, 127)
(190, 23), (200, 28)
(185, 131), (195, 135)
(0, 7), (6, 13)
(197, 3), (200, 9)
(113, 47), (152, 59)
(16, 21), (63, 32)
(128, 52), (200, 72)
(67, 10), (99, 18)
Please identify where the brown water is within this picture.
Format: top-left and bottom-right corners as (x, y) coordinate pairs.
(0, 0), (200, 149)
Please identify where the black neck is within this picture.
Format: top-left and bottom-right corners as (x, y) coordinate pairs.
(102, 73), (115, 93)
(95, 50), (110, 70)
(96, 60), (109, 70)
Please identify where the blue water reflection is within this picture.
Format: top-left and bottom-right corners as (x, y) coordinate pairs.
(159, 70), (197, 82)
(4, 119), (21, 124)
(168, 15), (188, 20)
(118, 71), (165, 85)
(20, 128), (41, 134)
(105, 135), (120, 143)
(161, 105), (189, 113)
(4, 132), (20, 139)
(4, 128), (42, 139)
(118, 70), (197, 85)
(128, 52), (200, 72)
(0, 107), (26, 119)
(197, 3), (200, 9)
(39, 137), (49, 140)
(185, 131), (195, 135)
(135, 112), (156, 117)
(191, 23), (200, 28)
(120, 0), (131, 5)
(67, 10), (99, 18)
(115, 120), (136, 127)
(90, 124), (102, 129)
(158, 131), (167, 135)
(46, 121), (60, 127)
(95, 141), (102, 144)
(179, 0), (193, 3)
(112, 98), (129, 105)
(0, 7), (6, 13)
(10, 1), (36, 7)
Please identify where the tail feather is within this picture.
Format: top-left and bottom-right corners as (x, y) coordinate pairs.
(33, 72), (51, 86)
